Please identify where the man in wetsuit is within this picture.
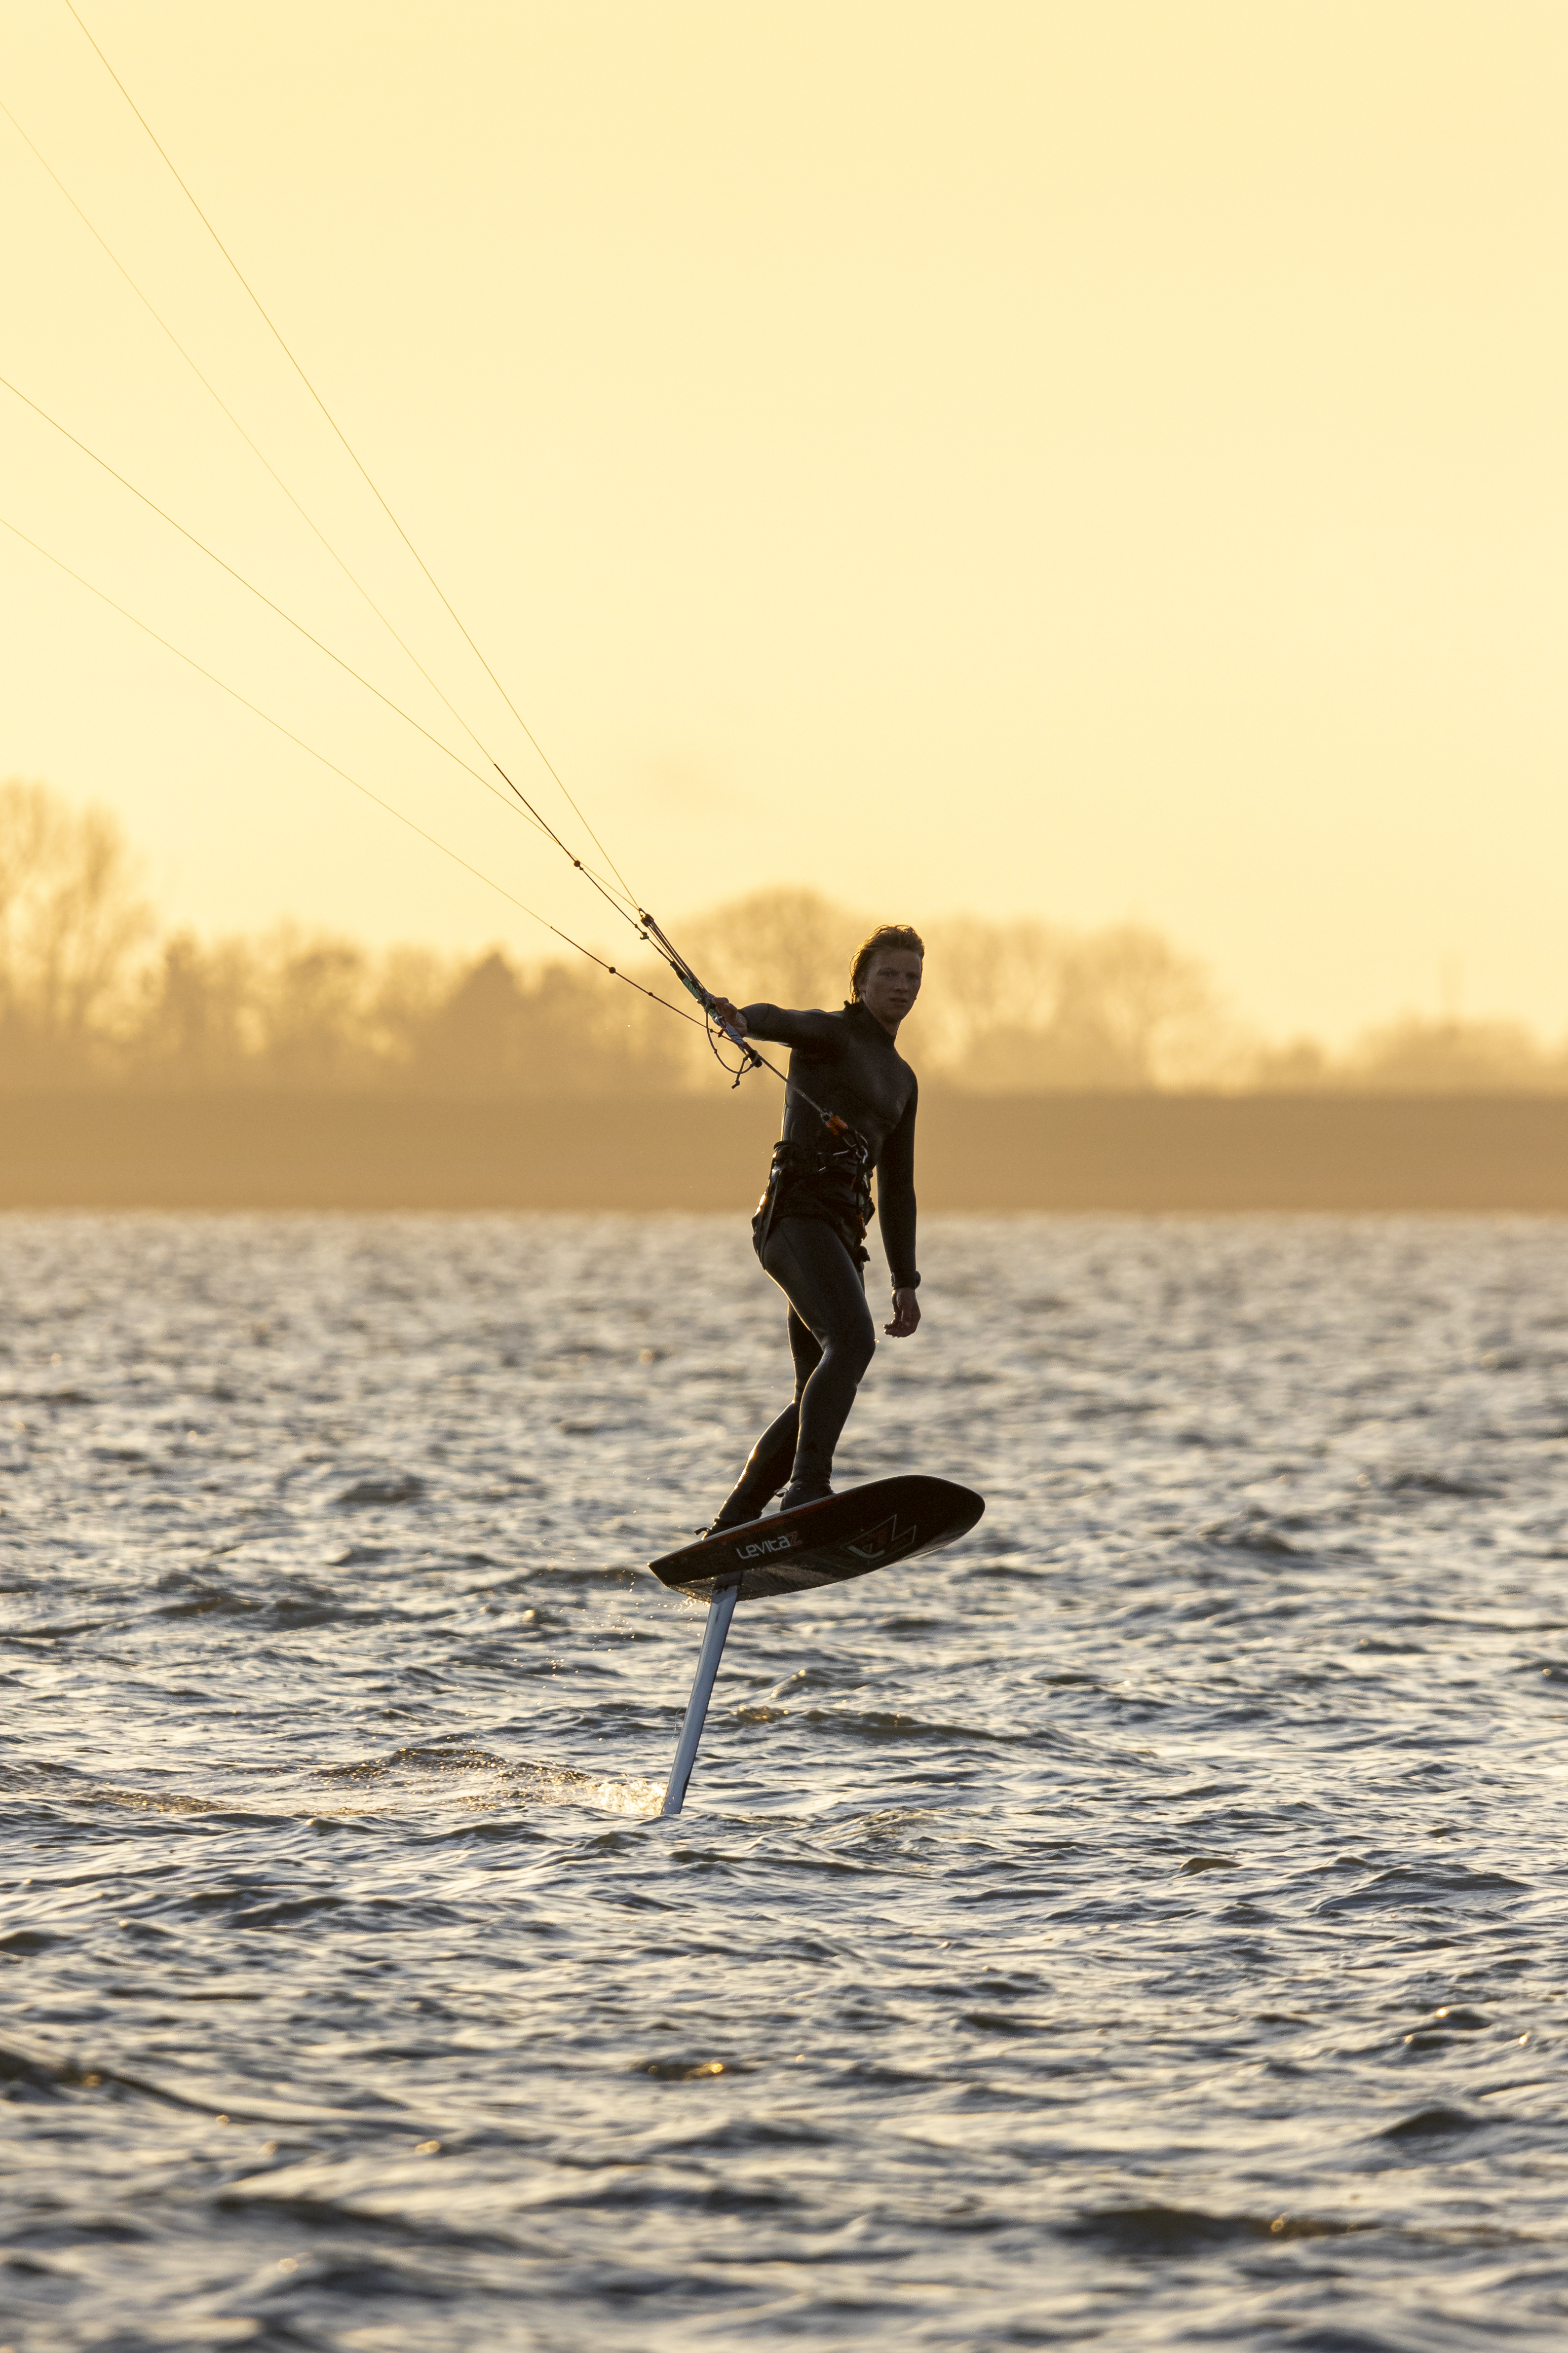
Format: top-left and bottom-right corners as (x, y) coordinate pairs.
(704, 924), (924, 1529)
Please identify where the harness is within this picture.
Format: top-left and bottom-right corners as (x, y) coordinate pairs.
(751, 1119), (873, 1267)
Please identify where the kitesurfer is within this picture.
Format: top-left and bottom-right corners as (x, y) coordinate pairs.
(703, 925), (925, 1529)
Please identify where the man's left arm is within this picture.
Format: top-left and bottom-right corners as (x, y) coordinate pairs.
(876, 1082), (921, 1338)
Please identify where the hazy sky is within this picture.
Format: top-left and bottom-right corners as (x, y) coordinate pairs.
(3, 1), (1564, 1043)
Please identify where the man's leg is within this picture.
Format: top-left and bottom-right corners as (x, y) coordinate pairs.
(761, 1219), (875, 1506)
(705, 1309), (823, 1532)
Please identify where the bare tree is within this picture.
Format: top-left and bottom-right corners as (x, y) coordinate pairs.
(926, 916), (1236, 1089)
(1346, 1015), (1563, 1094)
(27, 792), (1504, 1099)
(242, 929), (377, 1087)
(400, 949), (693, 1097)
(1248, 1036), (1334, 1091)
(917, 915), (1067, 1069)
(672, 888), (870, 1019)
(1049, 924), (1234, 1088)
(0, 779), (152, 1077)
(128, 930), (260, 1085)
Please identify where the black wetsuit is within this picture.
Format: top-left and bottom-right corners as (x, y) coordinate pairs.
(712, 1000), (919, 1522)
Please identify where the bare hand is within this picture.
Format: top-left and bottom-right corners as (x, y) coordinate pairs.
(709, 995), (747, 1038)
(885, 1287), (921, 1338)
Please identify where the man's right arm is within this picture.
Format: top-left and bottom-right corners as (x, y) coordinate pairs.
(733, 1003), (845, 1052)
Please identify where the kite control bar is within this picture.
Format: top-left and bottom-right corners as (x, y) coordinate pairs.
(639, 911), (763, 1072)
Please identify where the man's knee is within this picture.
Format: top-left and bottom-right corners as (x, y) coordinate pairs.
(818, 1309), (874, 1383)
(845, 1315), (876, 1384)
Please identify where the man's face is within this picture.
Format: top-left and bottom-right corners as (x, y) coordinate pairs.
(860, 951), (924, 1030)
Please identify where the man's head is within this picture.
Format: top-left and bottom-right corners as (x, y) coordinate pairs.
(850, 924), (924, 1035)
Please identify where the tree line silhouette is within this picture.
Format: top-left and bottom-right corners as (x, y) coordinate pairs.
(4, 778), (1564, 1096)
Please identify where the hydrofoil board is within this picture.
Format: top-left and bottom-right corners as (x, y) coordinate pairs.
(650, 1475), (985, 1602)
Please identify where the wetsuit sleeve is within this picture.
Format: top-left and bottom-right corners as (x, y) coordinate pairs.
(875, 1079), (919, 1289)
(739, 1004), (847, 1052)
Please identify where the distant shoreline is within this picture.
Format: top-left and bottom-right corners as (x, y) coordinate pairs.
(2, 1091), (1565, 1213)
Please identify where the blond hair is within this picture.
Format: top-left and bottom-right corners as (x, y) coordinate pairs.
(849, 924), (925, 1000)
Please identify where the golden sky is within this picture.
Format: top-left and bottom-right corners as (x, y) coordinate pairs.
(3, 1), (1564, 1043)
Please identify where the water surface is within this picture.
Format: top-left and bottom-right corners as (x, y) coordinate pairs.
(4, 1211), (1568, 2349)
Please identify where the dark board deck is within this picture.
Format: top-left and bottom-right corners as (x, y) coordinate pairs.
(650, 1476), (987, 1602)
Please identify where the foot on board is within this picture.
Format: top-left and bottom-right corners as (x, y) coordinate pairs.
(777, 1477), (833, 1513)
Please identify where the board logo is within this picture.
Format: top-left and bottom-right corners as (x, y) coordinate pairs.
(846, 1513), (915, 1562)
(736, 1528), (804, 1560)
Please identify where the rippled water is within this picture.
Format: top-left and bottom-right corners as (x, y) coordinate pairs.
(5, 1211), (1568, 2351)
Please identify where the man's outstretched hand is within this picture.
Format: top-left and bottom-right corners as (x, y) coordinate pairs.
(886, 1287), (921, 1338)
